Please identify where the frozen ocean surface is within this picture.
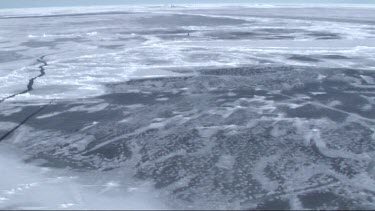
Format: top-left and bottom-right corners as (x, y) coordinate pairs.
(1, 4), (375, 210)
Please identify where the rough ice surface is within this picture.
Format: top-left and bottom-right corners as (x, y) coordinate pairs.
(1, 4), (375, 210)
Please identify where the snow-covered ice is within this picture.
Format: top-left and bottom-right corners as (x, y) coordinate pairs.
(1, 4), (375, 210)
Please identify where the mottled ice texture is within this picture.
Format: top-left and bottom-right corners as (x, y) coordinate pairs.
(1, 4), (375, 210)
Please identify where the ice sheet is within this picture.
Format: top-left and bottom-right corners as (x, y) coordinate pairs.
(1, 5), (375, 210)
(1, 5), (375, 101)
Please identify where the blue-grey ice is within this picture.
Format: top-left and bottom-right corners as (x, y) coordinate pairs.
(1, 3), (375, 210)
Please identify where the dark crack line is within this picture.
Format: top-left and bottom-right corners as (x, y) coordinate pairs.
(0, 101), (53, 142)
(0, 56), (48, 104)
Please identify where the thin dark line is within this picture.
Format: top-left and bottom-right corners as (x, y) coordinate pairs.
(0, 11), (137, 20)
(0, 101), (53, 142)
(0, 55), (48, 103)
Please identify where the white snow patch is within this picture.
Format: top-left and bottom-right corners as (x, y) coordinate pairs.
(0, 144), (168, 210)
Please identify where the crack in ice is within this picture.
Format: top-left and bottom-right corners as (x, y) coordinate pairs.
(0, 56), (48, 104)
